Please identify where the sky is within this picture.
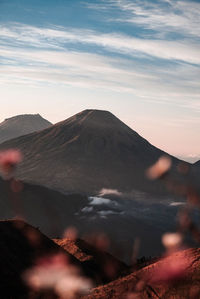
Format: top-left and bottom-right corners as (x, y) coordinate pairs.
(0, 0), (200, 162)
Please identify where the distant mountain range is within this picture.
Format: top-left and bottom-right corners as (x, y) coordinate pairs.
(0, 114), (52, 144)
(0, 109), (188, 195)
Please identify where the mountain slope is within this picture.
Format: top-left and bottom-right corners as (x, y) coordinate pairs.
(54, 238), (129, 283)
(0, 114), (52, 144)
(82, 248), (200, 299)
(0, 109), (184, 195)
(0, 176), (88, 237)
(194, 160), (200, 167)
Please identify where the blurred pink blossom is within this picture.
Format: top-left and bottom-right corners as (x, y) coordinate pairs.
(162, 233), (183, 252)
(0, 149), (22, 177)
(149, 254), (190, 284)
(23, 253), (92, 298)
(146, 156), (171, 180)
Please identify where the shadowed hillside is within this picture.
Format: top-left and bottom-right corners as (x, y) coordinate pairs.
(0, 114), (52, 144)
(0, 176), (171, 263)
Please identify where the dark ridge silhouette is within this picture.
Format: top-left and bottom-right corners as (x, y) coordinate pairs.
(0, 109), (187, 195)
(0, 113), (52, 144)
(0, 220), (89, 298)
(54, 238), (129, 283)
(82, 248), (200, 299)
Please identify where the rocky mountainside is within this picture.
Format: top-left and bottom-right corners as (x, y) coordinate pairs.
(82, 248), (200, 299)
(0, 109), (186, 195)
(0, 114), (52, 144)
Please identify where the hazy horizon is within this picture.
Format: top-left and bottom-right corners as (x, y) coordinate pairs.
(0, 0), (199, 160)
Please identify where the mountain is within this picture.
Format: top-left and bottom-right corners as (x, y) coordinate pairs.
(0, 109), (186, 195)
(83, 248), (200, 299)
(0, 114), (52, 144)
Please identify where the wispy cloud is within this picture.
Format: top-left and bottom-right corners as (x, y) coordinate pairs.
(1, 23), (200, 64)
(90, 0), (200, 39)
(0, 23), (199, 111)
(1, 45), (199, 106)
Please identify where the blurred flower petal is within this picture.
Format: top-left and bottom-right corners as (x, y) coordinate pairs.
(146, 156), (172, 180)
(0, 149), (22, 177)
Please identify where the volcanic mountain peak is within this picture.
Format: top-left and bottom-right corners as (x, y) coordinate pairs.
(4, 113), (41, 121)
(0, 113), (52, 144)
(57, 109), (131, 131)
(53, 109), (143, 148)
(2, 113), (51, 126)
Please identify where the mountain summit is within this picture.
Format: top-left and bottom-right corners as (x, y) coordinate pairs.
(0, 114), (52, 144)
(0, 109), (181, 194)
